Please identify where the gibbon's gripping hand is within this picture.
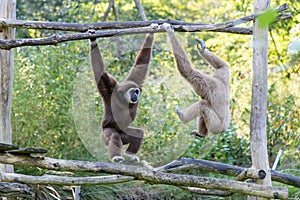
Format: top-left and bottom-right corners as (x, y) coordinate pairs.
(196, 38), (206, 53)
(161, 23), (174, 32)
(150, 23), (159, 29)
(88, 29), (96, 42)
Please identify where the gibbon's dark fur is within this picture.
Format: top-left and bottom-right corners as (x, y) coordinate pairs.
(89, 33), (154, 162)
(164, 24), (230, 137)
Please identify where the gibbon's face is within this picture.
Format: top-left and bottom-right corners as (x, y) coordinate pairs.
(117, 81), (141, 104)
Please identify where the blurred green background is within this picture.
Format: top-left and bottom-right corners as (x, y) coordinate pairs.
(12, 0), (299, 199)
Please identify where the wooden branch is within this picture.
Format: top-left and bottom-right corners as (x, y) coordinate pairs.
(0, 182), (34, 198)
(0, 18), (249, 33)
(0, 153), (288, 199)
(0, 173), (134, 186)
(102, 0), (115, 22)
(134, 0), (147, 21)
(0, 3), (289, 33)
(183, 187), (232, 197)
(0, 25), (252, 50)
(158, 157), (300, 188)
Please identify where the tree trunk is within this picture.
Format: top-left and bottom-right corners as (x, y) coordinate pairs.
(249, 0), (272, 199)
(0, 0), (16, 174)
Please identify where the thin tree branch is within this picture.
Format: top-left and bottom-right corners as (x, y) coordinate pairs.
(0, 19), (249, 33)
(183, 187), (232, 197)
(112, 1), (119, 21)
(0, 173), (134, 186)
(0, 182), (34, 198)
(0, 25), (252, 50)
(134, 0), (147, 21)
(102, 0), (114, 22)
(0, 3), (289, 32)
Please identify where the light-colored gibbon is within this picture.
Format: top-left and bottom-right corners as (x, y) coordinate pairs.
(163, 24), (230, 138)
(89, 33), (155, 163)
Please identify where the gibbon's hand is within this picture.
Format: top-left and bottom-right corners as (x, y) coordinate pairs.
(88, 29), (96, 42)
(196, 38), (206, 53)
(161, 23), (174, 32)
(150, 23), (159, 29)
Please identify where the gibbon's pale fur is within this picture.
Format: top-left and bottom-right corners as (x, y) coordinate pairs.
(164, 24), (230, 137)
(89, 33), (154, 162)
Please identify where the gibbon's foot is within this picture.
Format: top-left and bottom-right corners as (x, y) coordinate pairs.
(175, 106), (184, 122)
(111, 156), (125, 163)
(124, 153), (140, 163)
(196, 38), (206, 53)
(190, 130), (205, 138)
(161, 23), (174, 32)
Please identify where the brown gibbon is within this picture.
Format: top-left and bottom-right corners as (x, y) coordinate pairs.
(163, 24), (230, 138)
(89, 33), (154, 162)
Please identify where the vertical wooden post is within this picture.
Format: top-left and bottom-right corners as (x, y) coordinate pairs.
(249, 0), (272, 199)
(0, 0), (16, 174)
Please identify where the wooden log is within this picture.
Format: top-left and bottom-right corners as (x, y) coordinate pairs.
(249, 2), (272, 200)
(0, 25), (252, 50)
(0, 18), (252, 34)
(0, 182), (34, 198)
(0, 143), (18, 152)
(7, 147), (47, 155)
(0, 4), (289, 32)
(183, 187), (232, 197)
(157, 157), (300, 188)
(0, 153), (289, 199)
(0, 0), (16, 175)
(0, 173), (134, 186)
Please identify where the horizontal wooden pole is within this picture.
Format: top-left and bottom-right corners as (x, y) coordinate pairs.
(0, 18), (249, 33)
(0, 3), (289, 32)
(0, 173), (134, 186)
(0, 24), (251, 50)
(0, 3), (291, 50)
(0, 153), (288, 199)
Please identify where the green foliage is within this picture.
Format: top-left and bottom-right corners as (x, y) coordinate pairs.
(267, 83), (300, 168)
(257, 9), (278, 28)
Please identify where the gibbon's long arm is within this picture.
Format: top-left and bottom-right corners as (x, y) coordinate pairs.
(165, 26), (212, 91)
(165, 28), (194, 79)
(196, 40), (228, 70)
(90, 39), (105, 83)
(125, 33), (155, 87)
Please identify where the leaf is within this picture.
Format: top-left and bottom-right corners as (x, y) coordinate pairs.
(257, 8), (278, 28)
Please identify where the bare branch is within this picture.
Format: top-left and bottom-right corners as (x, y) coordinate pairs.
(134, 0), (147, 21)
(0, 25), (252, 50)
(0, 182), (34, 198)
(0, 19), (236, 32)
(0, 3), (289, 33)
(112, 1), (119, 21)
(0, 153), (289, 199)
(0, 173), (134, 186)
(183, 187), (232, 197)
(158, 157), (300, 188)
(102, 0), (114, 22)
